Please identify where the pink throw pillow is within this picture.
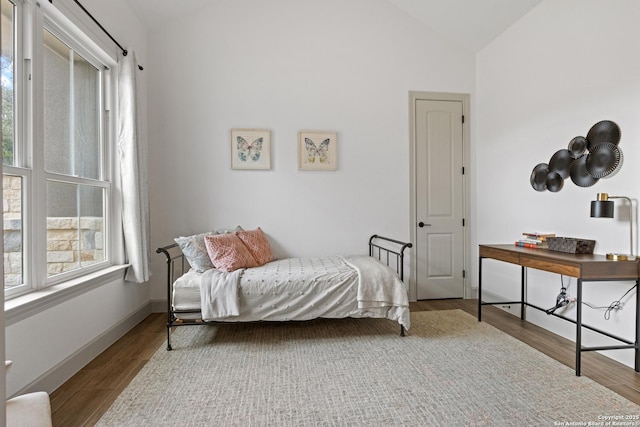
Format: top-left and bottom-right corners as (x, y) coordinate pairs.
(236, 227), (273, 266)
(204, 233), (258, 272)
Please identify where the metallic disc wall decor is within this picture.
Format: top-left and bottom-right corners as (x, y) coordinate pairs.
(568, 136), (587, 159)
(569, 154), (599, 187)
(585, 142), (623, 179)
(586, 120), (621, 151)
(545, 171), (564, 192)
(548, 149), (572, 179)
(529, 120), (621, 192)
(530, 163), (549, 191)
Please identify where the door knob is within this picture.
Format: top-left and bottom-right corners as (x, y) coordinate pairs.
(418, 222), (431, 228)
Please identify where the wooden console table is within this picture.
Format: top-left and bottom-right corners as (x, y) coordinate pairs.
(478, 244), (640, 376)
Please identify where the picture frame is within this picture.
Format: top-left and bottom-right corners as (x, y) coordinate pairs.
(298, 131), (337, 171)
(230, 129), (271, 170)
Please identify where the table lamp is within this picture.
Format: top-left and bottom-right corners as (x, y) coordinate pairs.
(590, 193), (636, 261)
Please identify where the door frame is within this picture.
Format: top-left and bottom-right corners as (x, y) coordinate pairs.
(409, 91), (471, 301)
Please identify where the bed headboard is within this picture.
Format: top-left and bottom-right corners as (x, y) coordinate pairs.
(368, 235), (412, 281)
(155, 243), (187, 306)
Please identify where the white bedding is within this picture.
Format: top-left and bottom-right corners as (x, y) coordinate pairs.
(199, 268), (242, 319)
(172, 255), (410, 330)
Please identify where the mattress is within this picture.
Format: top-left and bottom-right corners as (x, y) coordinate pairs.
(171, 256), (410, 329)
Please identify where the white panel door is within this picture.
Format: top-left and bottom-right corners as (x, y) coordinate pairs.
(415, 99), (464, 299)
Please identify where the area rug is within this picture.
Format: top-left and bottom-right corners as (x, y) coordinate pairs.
(96, 310), (639, 426)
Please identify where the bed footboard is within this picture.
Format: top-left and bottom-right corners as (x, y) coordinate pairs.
(369, 235), (413, 336)
(368, 234), (412, 281)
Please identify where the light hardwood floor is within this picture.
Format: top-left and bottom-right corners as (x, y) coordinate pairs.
(49, 300), (640, 426)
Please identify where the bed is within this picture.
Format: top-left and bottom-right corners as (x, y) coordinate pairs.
(156, 233), (412, 350)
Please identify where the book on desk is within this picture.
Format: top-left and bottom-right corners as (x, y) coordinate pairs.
(515, 232), (555, 248)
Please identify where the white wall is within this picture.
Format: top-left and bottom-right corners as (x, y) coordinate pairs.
(476, 0), (640, 367)
(4, 0), (150, 396)
(147, 0), (475, 301)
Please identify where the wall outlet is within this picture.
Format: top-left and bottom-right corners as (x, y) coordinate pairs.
(482, 290), (521, 317)
(498, 304), (520, 316)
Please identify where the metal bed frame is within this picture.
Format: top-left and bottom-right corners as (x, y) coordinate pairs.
(156, 234), (412, 350)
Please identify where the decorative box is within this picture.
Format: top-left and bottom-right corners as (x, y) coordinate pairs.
(546, 237), (595, 254)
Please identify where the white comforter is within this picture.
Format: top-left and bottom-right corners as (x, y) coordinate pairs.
(186, 255), (410, 330)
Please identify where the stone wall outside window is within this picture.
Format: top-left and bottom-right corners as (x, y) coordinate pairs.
(4, 175), (104, 288)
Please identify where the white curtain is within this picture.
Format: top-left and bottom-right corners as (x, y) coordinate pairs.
(118, 51), (150, 283)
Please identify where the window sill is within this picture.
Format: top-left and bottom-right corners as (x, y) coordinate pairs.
(4, 264), (129, 326)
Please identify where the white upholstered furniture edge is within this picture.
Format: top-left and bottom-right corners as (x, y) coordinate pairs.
(6, 361), (52, 427)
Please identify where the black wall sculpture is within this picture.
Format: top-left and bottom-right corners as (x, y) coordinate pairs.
(530, 120), (623, 192)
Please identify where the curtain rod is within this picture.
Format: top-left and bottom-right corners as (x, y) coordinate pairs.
(48, 0), (144, 70)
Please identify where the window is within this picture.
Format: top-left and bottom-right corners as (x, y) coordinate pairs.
(2, 0), (24, 293)
(1, 0), (15, 166)
(43, 29), (107, 278)
(3, 0), (116, 299)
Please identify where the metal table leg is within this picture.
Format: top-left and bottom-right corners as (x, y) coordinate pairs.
(576, 278), (583, 376)
(521, 266), (526, 320)
(478, 256), (483, 321)
(636, 279), (640, 372)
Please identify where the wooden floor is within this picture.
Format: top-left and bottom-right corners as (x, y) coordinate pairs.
(50, 300), (640, 426)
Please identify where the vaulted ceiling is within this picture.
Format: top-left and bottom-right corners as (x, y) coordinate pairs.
(124, 0), (542, 53)
(386, 0), (541, 52)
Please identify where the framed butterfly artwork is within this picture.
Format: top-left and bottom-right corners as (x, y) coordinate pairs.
(298, 131), (337, 171)
(230, 129), (271, 170)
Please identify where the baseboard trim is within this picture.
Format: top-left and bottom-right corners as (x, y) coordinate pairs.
(12, 302), (152, 398)
(150, 298), (167, 314)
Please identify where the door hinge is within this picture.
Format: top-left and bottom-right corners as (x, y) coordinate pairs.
(462, 269), (466, 278)
(461, 115), (465, 124)
(462, 166), (465, 175)
(462, 218), (465, 226)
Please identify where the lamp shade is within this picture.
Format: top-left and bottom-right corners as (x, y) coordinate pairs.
(590, 200), (614, 218)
